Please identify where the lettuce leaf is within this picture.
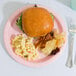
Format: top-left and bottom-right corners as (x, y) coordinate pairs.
(50, 13), (54, 21)
(16, 14), (23, 31)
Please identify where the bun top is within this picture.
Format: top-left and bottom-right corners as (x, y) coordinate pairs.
(22, 7), (54, 37)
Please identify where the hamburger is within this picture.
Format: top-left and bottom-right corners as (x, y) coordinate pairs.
(16, 4), (54, 49)
(22, 5), (54, 37)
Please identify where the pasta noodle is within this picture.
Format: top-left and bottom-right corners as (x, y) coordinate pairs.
(12, 34), (38, 61)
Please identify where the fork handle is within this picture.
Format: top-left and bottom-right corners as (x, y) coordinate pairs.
(66, 33), (74, 68)
(74, 52), (76, 65)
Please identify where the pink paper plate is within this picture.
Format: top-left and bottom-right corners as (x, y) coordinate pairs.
(4, 4), (67, 67)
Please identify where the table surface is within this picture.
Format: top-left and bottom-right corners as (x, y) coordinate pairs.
(0, 0), (76, 76)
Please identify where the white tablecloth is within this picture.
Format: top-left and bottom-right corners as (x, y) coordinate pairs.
(0, 0), (76, 76)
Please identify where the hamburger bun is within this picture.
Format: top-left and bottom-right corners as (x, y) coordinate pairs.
(22, 7), (54, 37)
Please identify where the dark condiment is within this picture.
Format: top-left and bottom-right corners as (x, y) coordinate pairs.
(24, 55), (28, 58)
(34, 4), (37, 7)
(50, 31), (54, 37)
(49, 47), (60, 55)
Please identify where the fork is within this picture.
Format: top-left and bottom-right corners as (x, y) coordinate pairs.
(65, 17), (76, 68)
